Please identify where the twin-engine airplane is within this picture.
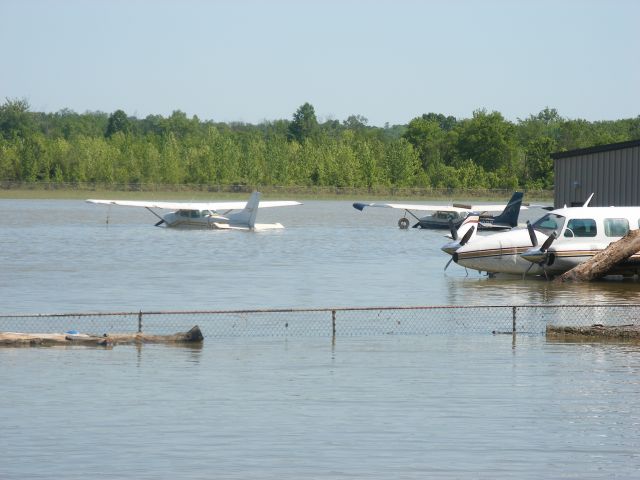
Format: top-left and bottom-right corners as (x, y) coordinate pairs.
(87, 191), (301, 230)
(444, 194), (640, 278)
(353, 191), (526, 230)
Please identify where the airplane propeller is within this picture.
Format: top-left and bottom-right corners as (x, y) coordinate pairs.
(448, 219), (458, 241)
(444, 256), (454, 271)
(520, 229), (557, 278)
(459, 225), (475, 246)
(540, 232), (557, 252)
(154, 219), (165, 227)
(443, 225), (475, 271)
(526, 220), (538, 247)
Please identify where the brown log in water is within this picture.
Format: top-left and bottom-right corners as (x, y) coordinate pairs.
(554, 229), (640, 282)
(547, 324), (640, 342)
(0, 326), (203, 347)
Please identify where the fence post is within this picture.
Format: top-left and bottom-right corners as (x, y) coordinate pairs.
(138, 311), (143, 333)
(332, 310), (336, 337)
(512, 306), (517, 333)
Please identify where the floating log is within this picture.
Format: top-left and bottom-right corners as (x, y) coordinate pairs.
(0, 325), (203, 348)
(555, 229), (640, 282)
(547, 324), (640, 342)
(106, 325), (204, 345)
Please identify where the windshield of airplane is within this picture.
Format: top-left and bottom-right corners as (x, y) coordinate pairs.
(178, 210), (205, 218)
(532, 213), (566, 235)
(436, 211), (460, 220)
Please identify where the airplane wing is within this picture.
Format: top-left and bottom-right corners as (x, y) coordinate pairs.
(456, 203), (528, 212)
(353, 202), (472, 213)
(214, 223), (285, 231)
(256, 201), (302, 208)
(353, 202), (527, 213)
(477, 221), (520, 231)
(87, 199), (301, 211)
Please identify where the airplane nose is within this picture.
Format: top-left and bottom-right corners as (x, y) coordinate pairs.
(520, 249), (547, 264)
(441, 243), (458, 255)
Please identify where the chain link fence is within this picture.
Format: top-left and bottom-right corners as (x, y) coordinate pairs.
(1, 304), (639, 338)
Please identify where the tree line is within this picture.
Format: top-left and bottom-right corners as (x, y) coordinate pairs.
(1, 98), (638, 190)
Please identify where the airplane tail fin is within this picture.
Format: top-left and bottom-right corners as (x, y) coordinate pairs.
(228, 191), (260, 229)
(583, 193), (594, 207)
(457, 214), (479, 242)
(492, 191), (523, 227)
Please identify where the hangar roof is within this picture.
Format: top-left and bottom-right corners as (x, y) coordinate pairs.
(551, 139), (640, 159)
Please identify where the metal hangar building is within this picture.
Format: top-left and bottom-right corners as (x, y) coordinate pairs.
(551, 139), (640, 208)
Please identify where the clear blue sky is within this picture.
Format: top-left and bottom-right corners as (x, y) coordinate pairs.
(2, 0), (638, 126)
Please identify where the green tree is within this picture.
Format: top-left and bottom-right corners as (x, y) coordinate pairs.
(163, 110), (201, 139)
(516, 107), (562, 145)
(403, 117), (447, 169)
(556, 119), (593, 150)
(629, 116), (640, 140)
(343, 115), (368, 131)
(383, 138), (420, 186)
(419, 112), (457, 131)
(288, 102), (319, 143)
(456, 109), (518, 172)
(105, 109), (131, 138)
(0, 98), (35, 139)
(524, 136), (556, 189)
(353, 137), (384, 188)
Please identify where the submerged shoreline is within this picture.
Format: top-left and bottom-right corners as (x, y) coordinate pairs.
(0, 182), (553, 203)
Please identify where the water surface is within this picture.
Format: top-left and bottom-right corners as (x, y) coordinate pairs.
(2, 199), (640, 314)
(2, 199), (639, 479)
(1, 336), (639, 479)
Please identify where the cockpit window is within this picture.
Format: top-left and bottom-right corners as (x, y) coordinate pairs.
(564, 218), (597, 237)
(604, 218), (629, 237)
(179, 210), (203, 218)
(436, 211), (458, 220)
(532, 213), (566, 235)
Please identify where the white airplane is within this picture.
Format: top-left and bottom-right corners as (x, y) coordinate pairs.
(353, 192), (527, 230)
(87, 191), (302, 230)
(447, 195), (640, 278)
(441, 214), (480, 271)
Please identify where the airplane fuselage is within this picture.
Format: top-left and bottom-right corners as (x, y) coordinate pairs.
(162, 210), (229, 228)
(452, 206), (640, 276)
(416, 211), (512, 230)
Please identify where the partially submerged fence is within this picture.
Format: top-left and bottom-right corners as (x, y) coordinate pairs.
(1, 304), (639, 338)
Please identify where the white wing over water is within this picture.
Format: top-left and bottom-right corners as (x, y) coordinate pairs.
(87, 199), (301, 211)
(353, 202), (527, 212)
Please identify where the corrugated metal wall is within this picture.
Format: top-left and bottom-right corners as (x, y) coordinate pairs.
(554, 144), (640, 207)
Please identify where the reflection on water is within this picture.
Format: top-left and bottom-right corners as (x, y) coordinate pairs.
(2, 200), (640, 479)
(1, 336), (639, 479)
(0, 199), (638, 314)
(444, 274), (640, 305)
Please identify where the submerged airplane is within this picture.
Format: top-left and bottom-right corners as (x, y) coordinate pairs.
(353, 192), (526, 230)
(445, 195), (640, 277)
(87, 191), (302, 230)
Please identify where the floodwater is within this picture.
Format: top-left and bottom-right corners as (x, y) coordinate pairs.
(2, 199), (640, 314)
(1, 199), (640, 479)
